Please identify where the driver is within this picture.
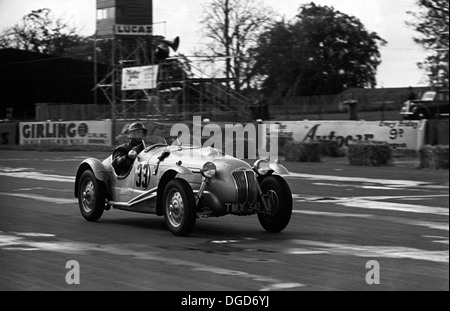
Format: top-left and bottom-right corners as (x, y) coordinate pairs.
(112, 122), (147, 176)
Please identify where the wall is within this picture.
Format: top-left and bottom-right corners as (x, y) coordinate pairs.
(264, 120), (427, 151)
(0, 122), (19, 146)
(425, 120), (449, 146)
(3, 118), (448, 151)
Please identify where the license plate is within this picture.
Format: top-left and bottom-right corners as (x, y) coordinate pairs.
(225, 202), (261, 214)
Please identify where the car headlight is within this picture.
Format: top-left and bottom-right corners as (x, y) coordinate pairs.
(201, 162), (216, 178)
(253, 159), (270, 176)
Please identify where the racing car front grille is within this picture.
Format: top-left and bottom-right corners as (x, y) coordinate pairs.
(232, 171), (257, 203)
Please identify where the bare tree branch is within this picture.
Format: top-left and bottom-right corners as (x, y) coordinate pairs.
(199, 0), (278, 91)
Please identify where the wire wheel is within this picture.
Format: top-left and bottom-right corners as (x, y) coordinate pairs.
(264, 189), (280, 216)
(257, 176), (292, 233)
(166, 190), (185, 228)
(163, 179), (196, 236)
(78, 170), (105, 222)
(81, 179), (95, 214)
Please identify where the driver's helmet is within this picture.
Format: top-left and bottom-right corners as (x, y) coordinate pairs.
(127, 122), (148, 143)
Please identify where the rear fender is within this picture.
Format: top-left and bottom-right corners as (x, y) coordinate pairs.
(74, 158), (109, 198)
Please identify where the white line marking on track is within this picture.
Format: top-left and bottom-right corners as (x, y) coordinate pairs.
(3, 247), (41, 251)
(412, 221), (449, 231)
(0, 158), (85, 162)
(423, 236), (449, 245)
(293, 210), (373, 218)
(288, 240), (449, 263)
(287, 172), (447, 189)
(294, 194), (449, 216)
(0, 192), (76, 204)
(312, 182), (399, 190)
(12, 232), (56, 237)
(338, 199), (448, 216)
(16, 187), (73, 193)
(0, 168), (74, 183)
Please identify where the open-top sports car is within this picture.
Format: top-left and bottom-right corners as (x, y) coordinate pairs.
(74, 136), (293, 236)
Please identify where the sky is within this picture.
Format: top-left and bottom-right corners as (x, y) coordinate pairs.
(0, 0), (430, 88)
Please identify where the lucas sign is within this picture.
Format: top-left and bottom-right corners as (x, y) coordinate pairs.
(114, 24), (152, 36)
(122, 65), (159, 91)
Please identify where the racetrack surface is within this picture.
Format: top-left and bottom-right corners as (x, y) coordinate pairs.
(0, 150), (448, 291)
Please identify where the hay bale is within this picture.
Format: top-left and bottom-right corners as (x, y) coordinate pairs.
(348, 141), (393, 166)
(283, 141), (322, 162)
(419, 145), (435, 169)
(419, 145), (449, 169)
(298, 141), (322, 162)
(283, 140), (300, 162)
(277, 136), (293, 157)
(435, 145), (449, 169)
(316, 139), (343, 157)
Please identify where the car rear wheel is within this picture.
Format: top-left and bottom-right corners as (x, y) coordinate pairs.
(257, 176), (292, 233)
(78, 170), (105, 222)
(163, 179), (196, 236)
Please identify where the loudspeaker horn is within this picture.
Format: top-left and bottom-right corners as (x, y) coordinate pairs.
(158, 36), (180, 52)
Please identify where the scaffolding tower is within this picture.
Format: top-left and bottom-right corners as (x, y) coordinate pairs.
(94, 0), (251, 123)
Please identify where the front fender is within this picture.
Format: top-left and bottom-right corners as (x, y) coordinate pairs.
(168, 164), (194, 176)
(155, 166), (194, 216)
(269, 162), (289, 175)
(74, 158), (109, 198)
(257, 173), (289, 186)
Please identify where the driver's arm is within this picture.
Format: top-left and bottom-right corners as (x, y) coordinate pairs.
(112, 146), (130, 168)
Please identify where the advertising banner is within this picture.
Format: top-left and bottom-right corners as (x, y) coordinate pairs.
(264, 120), (426, 150)
(0, 122), (18, 145)
(122, 65), (159, 91)
(19, 121), (112, 146)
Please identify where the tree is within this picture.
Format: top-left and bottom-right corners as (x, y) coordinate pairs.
(0, 8), (84, 56)
(407, 0), (449, 87)
(253, 3), (386, 96)
(199, 0), (277, 92)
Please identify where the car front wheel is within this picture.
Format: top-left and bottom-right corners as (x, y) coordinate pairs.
(257, 176), (293, 233)
(163, 179), (197, 236)
(78, 170), (106, 222)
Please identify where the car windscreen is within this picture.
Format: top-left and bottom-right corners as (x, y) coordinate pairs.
(144, 135), (167, 145)
(421, 91), (436, 101)
(170, 134), (202, 148)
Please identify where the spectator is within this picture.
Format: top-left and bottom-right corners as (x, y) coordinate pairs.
(406, 86), (417, 101)
(257, 94), (270, 120)
(342, 91), (359, 120)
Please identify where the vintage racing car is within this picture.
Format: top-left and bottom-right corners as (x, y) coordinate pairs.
(74, 136), (293, 236)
